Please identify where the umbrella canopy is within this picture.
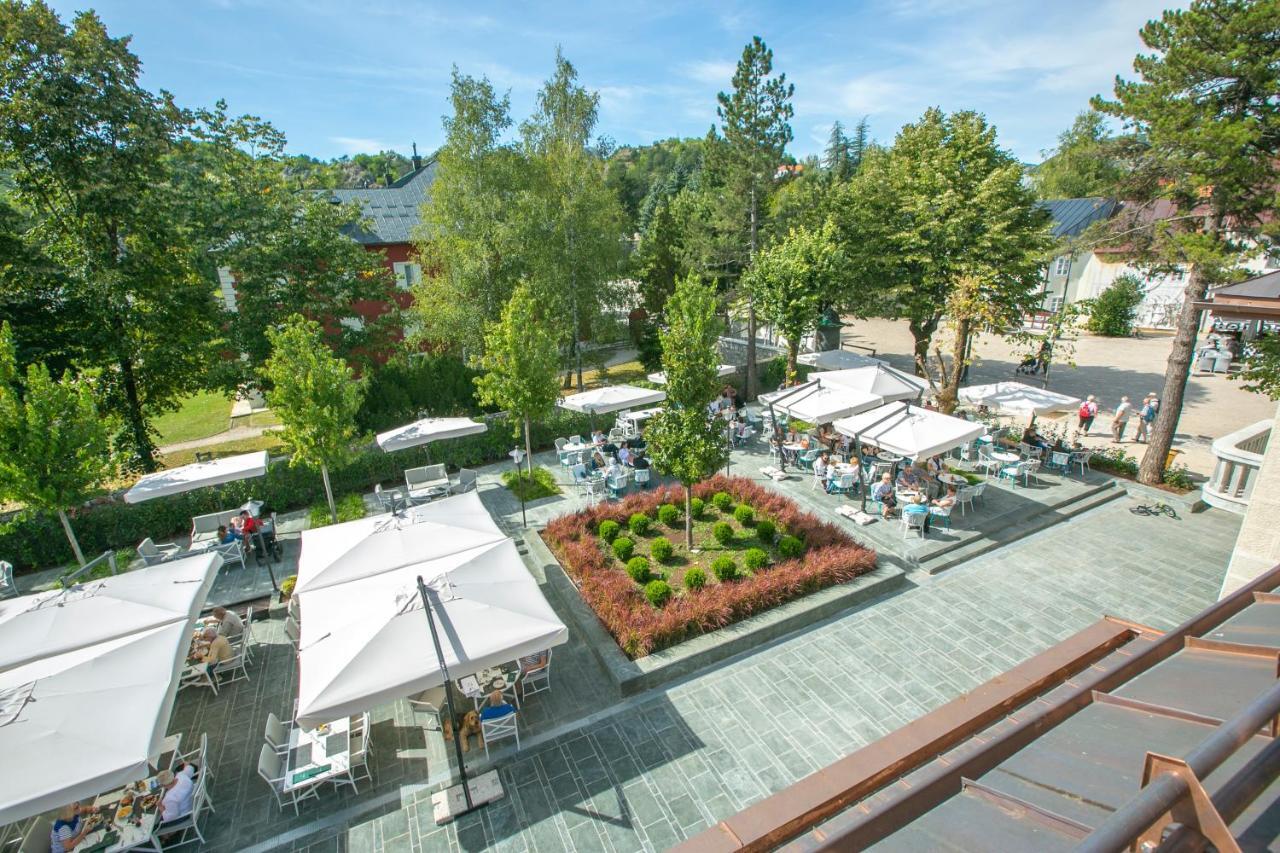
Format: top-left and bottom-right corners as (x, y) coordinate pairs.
(797, 350), (883, 370)
(820, 365), (928, 402)
(957, 382), (1082, 417)
(295, 540), (567, 728)
(833, 402), (985, 460)
(0, 553), (220, 671)
(295, 491), (507, 594)
(0, 621), (192, 825)
(646, 364), (736, 384)
(376, 417), (487, 453)
(124, 450), (269, 504)
(557, 384), (666, 415)
(759, 381), (883, 424)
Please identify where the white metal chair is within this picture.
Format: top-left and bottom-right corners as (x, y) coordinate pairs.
(518, 649), (552, 701)
(238, 605), (257, 663)
(633, 468), (651, 488)
(284, 615), (300, 651)
(1069, 450), (1092, 476)
(1024, 459), (1043, 485)
(337, 712), (373, 792)
(975, 448), (1001, 477)
(901, 511), (927, 539)
(1047, 451), (1071, 474)
(408, 686), (446, 731)
(971, 481), (988, 505)
(583, 477), (605, 504)
(954, 485), (975, 516)
(208, 539), (245, 571)
(0, 561), (18, 600)
(454, 468), (479, 494)
(928, 504), (952, 530)
(212, 640), (250, 687)
(152, 771), (211, 848)
(811, 467), (827, 491)
(554, 437), (570, 464)
(607, 472), (629, 499)
(264, 712), (291, 754)
(480, 708), (520, 758)
(137, 537), (181, 566)
(174, 732), (209, 780)
(568, 434), (584, 446)
(257, 744), (320, 815)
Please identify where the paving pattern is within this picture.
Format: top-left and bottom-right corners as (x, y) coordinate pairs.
(171, 490), (1239, 852)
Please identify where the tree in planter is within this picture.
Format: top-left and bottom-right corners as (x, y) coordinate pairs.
(474, 281), (562, 484)
(1091, 0), (1280, 485)
(263, 315), (363, 524)
(1087, 274), (1145, 337)
(645, 274), (726, 547)
(0, 324), (115, 566)
(742, 221), (846, 385)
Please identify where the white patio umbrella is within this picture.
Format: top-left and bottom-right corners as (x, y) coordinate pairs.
(294, 491), (507, 594)
(123, 451), (270, 504)
(0, 621), (193, 825)
(957, 382), (1081, 417)
(797, 350), (883, 370)
(557, 384), (666, 415)
(0, 552), (221, 671)
(295, 539), (568, 728)
(832, 402), (985, 460)
(819, 364), (928, 402)
(376, 417), (487, 453)
(759, 381), (884, 424)
(646, 364), (736, 384)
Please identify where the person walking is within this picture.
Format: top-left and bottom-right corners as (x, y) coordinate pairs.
(1111, 396), (1133, 443)
(1077, 395), (1099, 434)
(1134, 394), (1156, 443)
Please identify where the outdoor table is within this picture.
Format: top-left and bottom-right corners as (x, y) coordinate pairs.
(284, 716), (351, 793)
(458, 661), (521, 708)
(562, 441), (593, 455)
(79, 773), (164, 853)
(407, 483), (450, 505)
(876, 452), (904, 463)
(618, 407), (662, 426)
(990, 450), (1019, 464)
(937, 472), (968, 487)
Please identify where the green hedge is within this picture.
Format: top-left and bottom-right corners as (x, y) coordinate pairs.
(355, 353), (489, 434)
(2, 409), (594, 572)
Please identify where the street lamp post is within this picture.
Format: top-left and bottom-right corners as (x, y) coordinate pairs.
(722, 409), (735, 476)
(509, 447), (526, 528)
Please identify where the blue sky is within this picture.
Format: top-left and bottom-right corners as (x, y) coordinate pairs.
(48, 0), (1180, 164)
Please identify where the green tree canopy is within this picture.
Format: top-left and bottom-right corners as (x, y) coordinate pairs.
(0, 322), (114, 565)
(1033, 111), (1128, 200)
(263, 315), (363, 523)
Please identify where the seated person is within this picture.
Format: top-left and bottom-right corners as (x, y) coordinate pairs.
(155, 768), (194, 837)
(588, 449), (607, 472)
(629, 435), (646, 451)
(903, 493), (932, 532)
(604, 458), (624, 482)
(569, 461), (588, 482)
(872, 473), (897, 518)
(591, 430), (605, 445)
(813, 452), (829, 481)
(233, 510), (261, 555)
(50, 803), (92, 853)
(479, 687), (515, 720)
(932, 485), (958, 512)
(216, 524), (239, 544)
(631, 452), (650, 471)
(924, 455), (943, 478)
(198, 627), (232, 680)
(210, 606), (243, 638)
(617, 443), (633, 466)
(601, 441), (619, 459)
(1020, 426), (1049, 449)
(896, 465), (924, 491)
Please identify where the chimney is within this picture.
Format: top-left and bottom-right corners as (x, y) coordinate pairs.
(411, 141), (422, 171)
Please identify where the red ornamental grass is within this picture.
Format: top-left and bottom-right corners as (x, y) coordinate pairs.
(542, 475), (878, 658)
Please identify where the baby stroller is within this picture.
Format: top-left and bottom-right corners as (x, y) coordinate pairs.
(1015, 354), (1042, 375)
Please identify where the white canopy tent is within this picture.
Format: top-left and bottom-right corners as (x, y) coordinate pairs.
(820, 365), (929, 402)
(0, 553), (221, 671)
(957, 382), (1081, 417)
(293, 491), (567, 728)
(0, 553), (220, 825)
(832, 402), (986, 461)
(759, 381), (884, 425)
(0, 622), (192, 825)
(797, 350), (883, 370)
(646, 364), (736, 385)
(123, 451), (269, 504)
(376, 417), (488, 453)
(557, 384), (666, 415)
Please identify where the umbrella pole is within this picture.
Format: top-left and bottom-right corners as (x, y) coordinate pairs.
(416, 576), (475, 814)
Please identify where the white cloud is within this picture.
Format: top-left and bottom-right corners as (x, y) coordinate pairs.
(330, 136), (390, 155)
(681, 59), (737, 87)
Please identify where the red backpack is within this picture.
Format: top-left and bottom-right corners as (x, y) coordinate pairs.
(1078, 402), (1093, 419)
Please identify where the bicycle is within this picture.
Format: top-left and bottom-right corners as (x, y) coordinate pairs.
(1130, 501), (1179, 519)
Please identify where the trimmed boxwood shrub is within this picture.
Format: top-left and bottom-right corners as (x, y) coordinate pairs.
(625, 556), (651, 583)
(657, 503), (680, 526)
(712, 521), (734, 545)
(643, 579), (672, 607)
(755, 519), (776, 543)
(711, 555), (738, 581)
(733, 504), (755, 525)
(684, 566), (707, 590)
(711, 491), (733, 511)
(778, 534), (805, 558)
(650, 537), (674, 562)
(612, 537), (635, 561)
(628, 512), (651, 535)
(689, 497), (705, 518)
(743, 547), (769, 571)
(599, 520), (621, 543)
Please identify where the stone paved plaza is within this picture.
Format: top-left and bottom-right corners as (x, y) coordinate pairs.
(153, 447), (1239, 852)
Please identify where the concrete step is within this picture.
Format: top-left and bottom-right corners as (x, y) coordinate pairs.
(919, 480), (1124, 576)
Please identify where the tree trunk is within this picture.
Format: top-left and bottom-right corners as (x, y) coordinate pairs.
(524, 416), (534, 478)
(785, 340), (800, 387)
(113, 337), (157, 473)
(684, 487), (693, 549)
(1139, 263), (1209, 485)
(744, 184), (759, 401)
(908, 317), (938, 378)
(573, 301), (584, 391)
(938, 318), (970, 415)
(58, 508), (86, 567)
(321, 462), (337, 524)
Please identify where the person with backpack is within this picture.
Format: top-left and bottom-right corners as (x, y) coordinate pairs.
(1135, 394), (1159, 443)
(1077, 395), (1099, 434)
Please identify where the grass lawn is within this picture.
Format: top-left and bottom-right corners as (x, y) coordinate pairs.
(157, 433), (285, 469)
(153, 392), (231, 445)
(577, 359), (649, 390)
(501, 466), (561, 501)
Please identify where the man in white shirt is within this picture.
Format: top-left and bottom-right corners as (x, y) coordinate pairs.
(210, 607), (243, 639)
(156, 769), (194, 825)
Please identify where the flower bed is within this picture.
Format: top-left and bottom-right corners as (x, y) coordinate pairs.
(542, 474), (877, 658)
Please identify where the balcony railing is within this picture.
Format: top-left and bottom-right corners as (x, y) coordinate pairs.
(1202, 419), (1272, 514)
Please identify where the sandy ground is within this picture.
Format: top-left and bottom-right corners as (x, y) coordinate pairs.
(838, 317), (1278, 479)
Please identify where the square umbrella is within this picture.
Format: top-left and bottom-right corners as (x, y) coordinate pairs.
(376, 417), (487, 454)
(557, 385), (666, 415)
(646, 365), (736, 384)
(957, 382), (1081, 417)
(797, 350), (883, 370)
(759, 381), (884, 425)
(818, 364), (928, 402)
(832, 402), (986, 461)
(123, 451), (270, 504)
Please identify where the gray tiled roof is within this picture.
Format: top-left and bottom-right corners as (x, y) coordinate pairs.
(1212, 269), (1280, 299)
(328, 158), (438, 245)
(1036, 196), (1118, 239)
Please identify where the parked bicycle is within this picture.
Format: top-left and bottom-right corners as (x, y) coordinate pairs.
(1130, 501), (1179, 519)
